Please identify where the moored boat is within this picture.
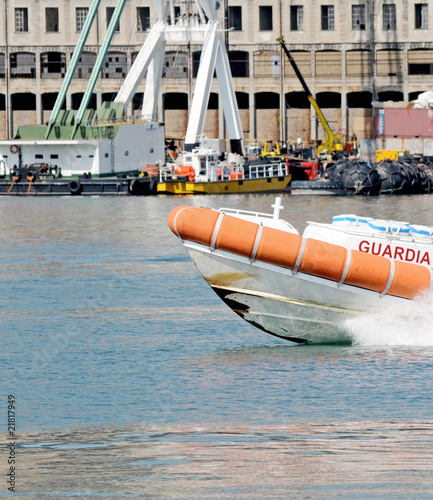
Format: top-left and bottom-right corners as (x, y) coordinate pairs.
(168, 198), (433, 344)
(157, 148), (291, 195)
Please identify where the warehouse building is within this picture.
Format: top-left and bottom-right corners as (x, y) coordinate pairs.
(1, 1), (432, 148)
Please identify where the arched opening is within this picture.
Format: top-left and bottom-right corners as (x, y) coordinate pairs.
(102, 92), (117, 103)
(316, 92), (341, 108)
(347, 91), (373, 108)
(255, 92), (280, 140)
(347, 92), (374, 140)
(163, 92), (189, 140)
(208, 93), (218, 109)
(409, 90), (427, 101)
(286, 91), (310, 109)
(163, 92), (188, 109)
(377, 91), (404, 102)
(42, 92), (64, 111)
(133, 93), (144, 111)
(255, 92), (279, 109)
(236, 92), (249, 109)
(12, 92), (36, 110)
(71, 93), (97, 110)
(285, 92), (310, 141)
(236, 92), (250, 137)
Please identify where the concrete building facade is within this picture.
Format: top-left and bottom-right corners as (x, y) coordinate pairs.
(1, 0), (433, 148)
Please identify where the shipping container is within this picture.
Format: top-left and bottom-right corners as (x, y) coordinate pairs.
(375, 108), (433, 138)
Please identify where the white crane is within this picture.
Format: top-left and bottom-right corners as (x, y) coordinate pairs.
(115, 0), (243, 153)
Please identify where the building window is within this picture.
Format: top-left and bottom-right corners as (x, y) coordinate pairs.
(408, 49), (433, 74)
(346, 50), (373, 77)
(254, 50), (279, 77)
(137, 7), (150, 31)
(10, 52), (36, 78)
(0, 54), (5, 78)
(259, 6), (273, 31)
(41, 52), (66, 78)
(383, 4), (396, 30)
(228, 6), (242, 31)
(162, 51), (188, 78)
(290, 6), (303, 31)
(316, 51), (342, 78)
(352, 4), (366, 30)
(415, 4), (428, 29)
(107, 7), (120, 31)
(103, 52), (127, 78)
(321, 5), (335, 30)
(74, 52), (97, 78)
(376, 49), (403, 76)
(15, 8), (28, 32)
(45, 8), (59, 32)
(229, 51), (249, 77)
(76, 8), (88, 32)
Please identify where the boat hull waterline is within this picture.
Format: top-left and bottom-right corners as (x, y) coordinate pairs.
(168, 205), (433, 344)
(157, 175), (291, 194)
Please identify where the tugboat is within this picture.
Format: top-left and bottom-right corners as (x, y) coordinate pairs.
(157, 148), (291, 195)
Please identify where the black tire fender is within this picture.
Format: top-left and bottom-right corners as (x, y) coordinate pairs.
(69, 180), (82, 195)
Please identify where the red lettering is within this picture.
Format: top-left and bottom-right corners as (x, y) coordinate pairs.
(382, 244), (392, 258)
(394, 246), (404, 260)
(420, 252), (431, 265)
(405, 248), (415, 262)
(359, 241), (370, 252)
(371, 242), (382, 255)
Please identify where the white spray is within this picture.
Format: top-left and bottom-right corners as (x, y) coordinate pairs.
(344, 292), (433, 346)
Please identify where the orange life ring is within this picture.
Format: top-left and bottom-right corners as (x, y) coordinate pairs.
(10, 145), (19, 154)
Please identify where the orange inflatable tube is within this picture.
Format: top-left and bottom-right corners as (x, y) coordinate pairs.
(168, 206), (432, 300)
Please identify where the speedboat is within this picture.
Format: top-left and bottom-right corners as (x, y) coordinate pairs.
(168, 198), (433, 344)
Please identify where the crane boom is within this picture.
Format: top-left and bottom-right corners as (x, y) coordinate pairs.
(277, 36), (343, 156)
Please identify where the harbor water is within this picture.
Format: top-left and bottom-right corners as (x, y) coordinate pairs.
(1, 194), (433, 498)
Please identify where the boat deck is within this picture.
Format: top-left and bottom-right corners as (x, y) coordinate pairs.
(0, 176), (157, 196)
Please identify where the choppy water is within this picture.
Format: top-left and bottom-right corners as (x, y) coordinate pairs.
(1, 194), (433, 498)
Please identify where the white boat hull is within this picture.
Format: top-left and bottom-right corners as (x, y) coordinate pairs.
(185, 242), (403, 344)
(0, 122), (165, 177)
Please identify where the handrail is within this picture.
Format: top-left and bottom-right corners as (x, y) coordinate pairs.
(85, 114), (156, 128)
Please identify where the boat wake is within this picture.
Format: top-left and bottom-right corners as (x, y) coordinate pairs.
(344, 293), (433, 346)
